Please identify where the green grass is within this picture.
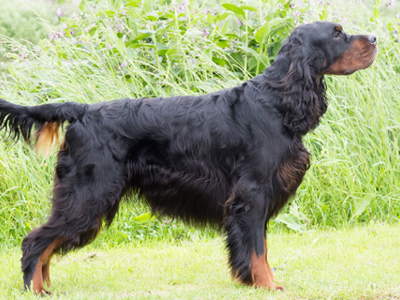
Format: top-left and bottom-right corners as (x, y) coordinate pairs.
(1, 224), (400, 299)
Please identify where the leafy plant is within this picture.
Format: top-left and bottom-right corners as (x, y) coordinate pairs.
(0, 0), (400, 242)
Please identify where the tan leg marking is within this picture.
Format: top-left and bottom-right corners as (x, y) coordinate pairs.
(42, 254), (53, 287)
(32, 239), (61, 295)
(251, 250), (284, 291)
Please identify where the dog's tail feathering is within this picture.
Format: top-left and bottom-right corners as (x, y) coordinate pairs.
(0, 98), (87, 155)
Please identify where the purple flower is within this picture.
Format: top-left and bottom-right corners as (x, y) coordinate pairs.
(63, 23), (68, 29)
(203, 29), (209, 38)
(161, 21), (166, 29)
(290, 4), (295, 8)
(386, 0), (394, 7)
(107, 44), (114, 50)
(72, 12), (77, 19)
(120, 62), (128, 68)
(178, 2), (188, 13)
(116, 23), (124, 33)
(49, 33), (55, 41)
(85, 27), (91, 33)
(397, 13), (400, 19)
(70, 30), (74, 35)
(57, 8), (63, 17)
(203, 8), (210, 14)
(236, 18), (242, 26)
(121, 10), (127, 15)
(211, 9), (217, 16)
(163, 219), (170, 224)
(0, 82), (3, 87)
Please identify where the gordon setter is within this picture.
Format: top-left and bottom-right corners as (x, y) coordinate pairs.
(0, 22), (377, 294)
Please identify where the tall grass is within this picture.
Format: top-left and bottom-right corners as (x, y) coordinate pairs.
(0, 0), (400, 245)
(0, 0), (62, 61)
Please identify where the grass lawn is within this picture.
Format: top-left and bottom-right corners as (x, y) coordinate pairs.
(1, 224), (399, 299)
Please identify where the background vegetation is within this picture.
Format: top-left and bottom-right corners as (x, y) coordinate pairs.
(0, 0), (399, 247)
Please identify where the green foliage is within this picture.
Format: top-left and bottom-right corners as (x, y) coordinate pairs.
(0, 0), (400, 244)
(0, 0), (59, 47)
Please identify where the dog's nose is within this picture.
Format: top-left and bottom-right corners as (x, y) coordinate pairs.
(368, 35), (377, 45)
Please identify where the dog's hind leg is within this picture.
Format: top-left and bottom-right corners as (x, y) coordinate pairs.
(42, 251), (54, 287)
(21, 212), (104, 295)
(21, 151), (127, 295)
(224, 181), (284, 291)
(21, 225), (63, 295)
(22, 237), (62, 295)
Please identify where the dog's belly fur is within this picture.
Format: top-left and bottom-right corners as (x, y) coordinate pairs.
(129, 160), (230, 225)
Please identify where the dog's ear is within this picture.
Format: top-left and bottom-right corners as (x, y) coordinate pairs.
(279, 30), (328, 136)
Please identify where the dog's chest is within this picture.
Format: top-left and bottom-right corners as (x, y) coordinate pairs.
(276, 141), (310, 195)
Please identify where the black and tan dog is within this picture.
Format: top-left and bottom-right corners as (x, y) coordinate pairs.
(0, 22), (377, 294)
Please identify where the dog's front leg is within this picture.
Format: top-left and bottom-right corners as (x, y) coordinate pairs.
(224, 181), (284, 291)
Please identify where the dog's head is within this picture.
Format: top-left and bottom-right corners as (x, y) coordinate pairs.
(317, 22), (378, 75)
(281, 21), (378, 76)
(274, 22), (377, 135)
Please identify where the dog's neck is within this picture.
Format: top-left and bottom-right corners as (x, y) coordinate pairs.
(262, 57), (322, 87)
(253, 56), (327, 136)
(262, 56), (291, 82)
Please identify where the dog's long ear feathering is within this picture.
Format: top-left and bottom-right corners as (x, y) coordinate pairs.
(278, 27), (328, 136)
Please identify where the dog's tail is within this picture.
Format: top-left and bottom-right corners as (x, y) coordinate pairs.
(0, 98), (88, 155)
